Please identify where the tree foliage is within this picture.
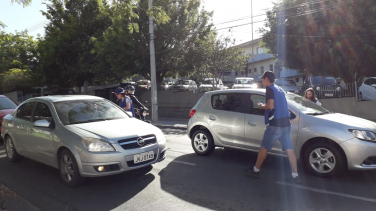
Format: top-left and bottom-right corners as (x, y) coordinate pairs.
(0, 31), (39, 93)
(261, 0), (376, 83)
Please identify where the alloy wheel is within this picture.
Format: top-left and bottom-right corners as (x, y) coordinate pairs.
(309, 148), (336, 173)
(60, 154), (75, 182)
(5, 138), (14, 159)
(193, 133), (209, 152)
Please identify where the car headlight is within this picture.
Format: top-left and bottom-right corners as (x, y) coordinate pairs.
(142, 111), (147, 117)
(336, 87), (341, 91)
(81, 138), (116, 152)
(316, 87), (320, 91)
(348, 129), (376, 142)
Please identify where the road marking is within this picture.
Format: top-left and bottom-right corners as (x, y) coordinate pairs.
(276, 181), (376, 203)
(165, 159), (196, 166)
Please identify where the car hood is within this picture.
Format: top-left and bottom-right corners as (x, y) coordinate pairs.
(0, 109), (14, 118)
(315, 113), (376, 131)
(66, 118), (162, 142)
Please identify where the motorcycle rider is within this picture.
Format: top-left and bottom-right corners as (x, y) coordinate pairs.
(113, 87), (135, 117)
(125, 85), (148, 111)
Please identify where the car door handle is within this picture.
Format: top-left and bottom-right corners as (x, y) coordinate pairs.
(248, 122), (256, 126)
(209, 115), (216, 121)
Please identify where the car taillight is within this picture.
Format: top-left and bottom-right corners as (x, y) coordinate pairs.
(189, 109), (196, 118)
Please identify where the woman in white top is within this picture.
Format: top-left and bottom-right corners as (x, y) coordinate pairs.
(304, 88), (322, 106)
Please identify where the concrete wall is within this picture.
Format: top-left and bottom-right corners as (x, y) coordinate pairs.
(320, 97), (376, 122)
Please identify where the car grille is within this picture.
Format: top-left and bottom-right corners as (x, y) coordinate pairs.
(118, 134), (157, 150)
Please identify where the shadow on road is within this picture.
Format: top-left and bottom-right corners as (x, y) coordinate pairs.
(159, 147), (376, 211)
(0, 154), (155, 211)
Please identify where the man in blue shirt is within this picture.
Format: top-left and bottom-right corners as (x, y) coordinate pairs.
(244, 71), (300, 182)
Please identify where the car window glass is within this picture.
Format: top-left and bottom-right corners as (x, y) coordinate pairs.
(0, 97), (17, 110)
(212, 93), (242, 112)
(15, 102), (35, 121)
(249, 95), (265, 115)
(34, 103), (53, 122)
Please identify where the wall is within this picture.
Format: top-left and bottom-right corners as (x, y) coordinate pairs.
(3, 91), (23, 104)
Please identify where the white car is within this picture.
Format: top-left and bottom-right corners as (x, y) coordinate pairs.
(232, 77), (257, 89)
(172, 80), (198, 92)
(275, 79), (298, 93)
(198, 78), (225, 93)
(359, 77), (376, 101)
(160, 81), (174, 91)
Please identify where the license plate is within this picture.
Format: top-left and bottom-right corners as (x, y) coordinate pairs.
(325, 93), (334, 97)
(134, 151), (154, 164)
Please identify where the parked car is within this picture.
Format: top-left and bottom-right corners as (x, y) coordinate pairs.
(300, 75), (341, 98)
(137, 80), (151, 90)
(172, 80), (198, 92)
(275, 79), (298, 93)
(198, 78), (226, 93)
(1, 95), (167, 186)
(232, 77), (258, 89)
(359, 77), (376, 101)
(160, 81), (174, 91)
(0, 95), (18, 134)
(188, 89), (376, 177)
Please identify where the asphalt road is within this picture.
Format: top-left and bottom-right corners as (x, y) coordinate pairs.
(1, 128), (376, 211)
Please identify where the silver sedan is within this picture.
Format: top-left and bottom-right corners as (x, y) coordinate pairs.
(187, 89), (376, 177)
(1, 95), (167, 186)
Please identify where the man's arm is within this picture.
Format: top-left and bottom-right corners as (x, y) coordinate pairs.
(258, 99), (274, 110)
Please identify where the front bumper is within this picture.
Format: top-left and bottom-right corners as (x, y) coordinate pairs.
(340, 137), (376, 170)
(75, 138), (167, 177)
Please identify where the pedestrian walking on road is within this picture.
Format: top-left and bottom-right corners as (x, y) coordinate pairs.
(244, 71), (300, 182)
(113, 87), (135, 117)
(304, 88), (322, 106)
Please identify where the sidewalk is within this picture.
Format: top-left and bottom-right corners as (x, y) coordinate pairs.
(151, 118), (188, 129)
(0, 183), (40, 211)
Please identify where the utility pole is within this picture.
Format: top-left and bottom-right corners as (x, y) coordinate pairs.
(251, 0), (254, 77)
(148, 0), (158, 121)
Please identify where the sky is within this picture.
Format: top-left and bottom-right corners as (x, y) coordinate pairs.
(0, 0), (275, 44)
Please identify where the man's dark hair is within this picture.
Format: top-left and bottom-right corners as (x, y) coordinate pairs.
(262, 71), (275, 83)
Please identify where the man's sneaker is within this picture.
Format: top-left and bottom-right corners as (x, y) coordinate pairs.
(286, 176), (301, 184)
(244, 167), (259, 178)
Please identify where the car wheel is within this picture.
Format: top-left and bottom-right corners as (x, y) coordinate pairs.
(4, 136), (22, 162)
(303, 142), (345, 177)
(191, 130), (215, 156)
(59, 149), (84, 187)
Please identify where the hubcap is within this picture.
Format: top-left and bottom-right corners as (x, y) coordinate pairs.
(5, 138), (14, 159)
(193, 133), (209, 152)
(60, 154), (74, 182)
(309, 148), (336, 173)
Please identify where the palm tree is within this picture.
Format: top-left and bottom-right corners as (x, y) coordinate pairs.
(11, 0), (32, 7)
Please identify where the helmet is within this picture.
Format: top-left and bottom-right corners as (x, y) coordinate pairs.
(125, 85), (135, 95)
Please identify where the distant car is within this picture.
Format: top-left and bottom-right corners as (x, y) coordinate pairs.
(188, 89), (376, 177)
(0, 95), (18, 134)
(275, 79), (298, 93)
(300, 75), (341, 98)
(172, 80), (198, 92)
(160, 81), (174, 91)
(1, 95), (167, 186)
(137, 80), (151, 90)
(198, 78), (226, 93)
(358, 77), (376, 101)
(232, 77), (257, 89)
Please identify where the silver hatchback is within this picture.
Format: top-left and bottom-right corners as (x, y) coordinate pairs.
(187, 89), (376, 177)
(1, 95), (167, 186)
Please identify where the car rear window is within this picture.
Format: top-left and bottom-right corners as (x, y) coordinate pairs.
(0, 97), (17, 110)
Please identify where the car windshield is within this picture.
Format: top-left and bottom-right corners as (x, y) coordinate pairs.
(275, 79), (297, 86)
(176, 80), (190, 85)
(312, 76), (337, 85)
(138, 81), (148, 85)
(286, 92), (329, 115)
(54, 99), (129, 125)
(0, 97), (17, 110)
(236, 79), (255, 84)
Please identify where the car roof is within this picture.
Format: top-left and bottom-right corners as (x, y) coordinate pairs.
(205, 88), (266, 95)
(29, 95), (104, 103)
(0, 95), (6, 98)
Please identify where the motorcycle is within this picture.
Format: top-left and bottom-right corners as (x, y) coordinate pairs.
(134, 106), (151, 123)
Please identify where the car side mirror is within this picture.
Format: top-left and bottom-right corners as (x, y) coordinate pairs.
(371, 84), (376, 88)
(34, 119), (51, 128)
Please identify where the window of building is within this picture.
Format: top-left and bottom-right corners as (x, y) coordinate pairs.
(254, 67), (257, 72)
(257, 47), (264, 54)
(235, 71), (238, 76)
(295, 78), (299, 83)
(270, 64), (273, 71)
(241, 71), (244, 75)
(261, 66), (264, 72)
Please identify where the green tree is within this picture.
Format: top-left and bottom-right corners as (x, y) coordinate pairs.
(260, 0), (376, 83)
(0, 31), (39, 93)
(92, 0), (212, 84)
(37, 0), (113, 91)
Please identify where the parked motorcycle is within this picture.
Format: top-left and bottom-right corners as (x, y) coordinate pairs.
(134, 106), (151, 123)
